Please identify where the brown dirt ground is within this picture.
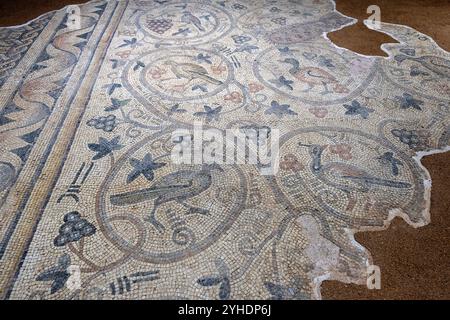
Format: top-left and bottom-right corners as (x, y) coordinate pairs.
(0, 0), (448, 300)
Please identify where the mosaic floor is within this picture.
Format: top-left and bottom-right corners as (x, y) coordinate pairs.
(0, 0), (449, 300)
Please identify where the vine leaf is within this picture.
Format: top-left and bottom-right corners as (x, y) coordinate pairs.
(104, 98), (131, 112)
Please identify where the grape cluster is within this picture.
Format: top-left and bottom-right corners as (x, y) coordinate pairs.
(231, 35), (252, 44)
(54, 211), (96, 247)
(232, 3), (246, 10)
(87, 115), (117, 132)
(271, 17), (287, 25)
(146, 18), (173, 34)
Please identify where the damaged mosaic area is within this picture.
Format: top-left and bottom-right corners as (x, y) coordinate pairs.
(0, 0), (449, 299)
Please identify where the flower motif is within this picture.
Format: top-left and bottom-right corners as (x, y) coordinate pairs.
(308, 107), (328, 118)
(342, 100), (374, 119)
(147, 66), (166, 79)
(265, 100), (297, 118)
(127, 153), (166, 184)
(115, 50), (131, 59)
(171, 84), (187, 92)
(333, 83), (349, 93)
(329, 144), (352, 160)
(377, 151), (403, 176)
(88, 136), (123, 160)
(269, 76), (294, 90)
(395, 93), (424, 110)
(223, 91), (243, 103)
(280, 154), (304, 171)
(248, 82), (264, 93)
(211, 64), (227, 75)
(193, 105), (222, 123)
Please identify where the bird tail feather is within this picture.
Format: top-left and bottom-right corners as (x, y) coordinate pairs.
(110, 188), (160, 206)
(194, 72), (223, 85)
(110, 184), (192, 206)
(342, 176), (411, 189)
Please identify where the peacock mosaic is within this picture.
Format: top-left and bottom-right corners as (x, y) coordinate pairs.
(0, 0), (448, 300)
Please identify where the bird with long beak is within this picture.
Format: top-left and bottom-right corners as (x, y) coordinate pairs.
(394, 54), (450, 78)
(110, 163), (224, 233)
(297, 142), (411, 193)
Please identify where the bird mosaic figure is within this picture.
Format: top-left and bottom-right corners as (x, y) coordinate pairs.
(394, 54), (450, 78)
(281, 58), (348, 95)
(181, 11), (205, 32)
(297, 142), (411, 193)
(110, 163), (223, 233)
(163, 60), (223, 85)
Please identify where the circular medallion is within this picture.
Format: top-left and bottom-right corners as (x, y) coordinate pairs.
(122, 47), (248, 128)
(271, 127), (426, 226)
(137, 1), (233, 46)
(97, 132), (247, 264)
(253, 45), (377, 105)
(137, 47), (232, 101)
(381, 49), (450, 101)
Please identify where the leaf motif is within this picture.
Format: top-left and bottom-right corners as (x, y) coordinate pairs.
(36, 269), (63, 281)
(50, 274), (69, 294)
(58, 253), (71, 268)
(218, 277), (230, 300)
(127, 170), (141, 184)
(87, 143), (106, 153)
(264, 282), (284, 299)
(104, 105), (120, 112)
(105, 98), (131, 112)
(92, 150), (110, 160)
(197, 276), (222, 287)
(112, 98), (131, 107)
(108, 83), (122, 95)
